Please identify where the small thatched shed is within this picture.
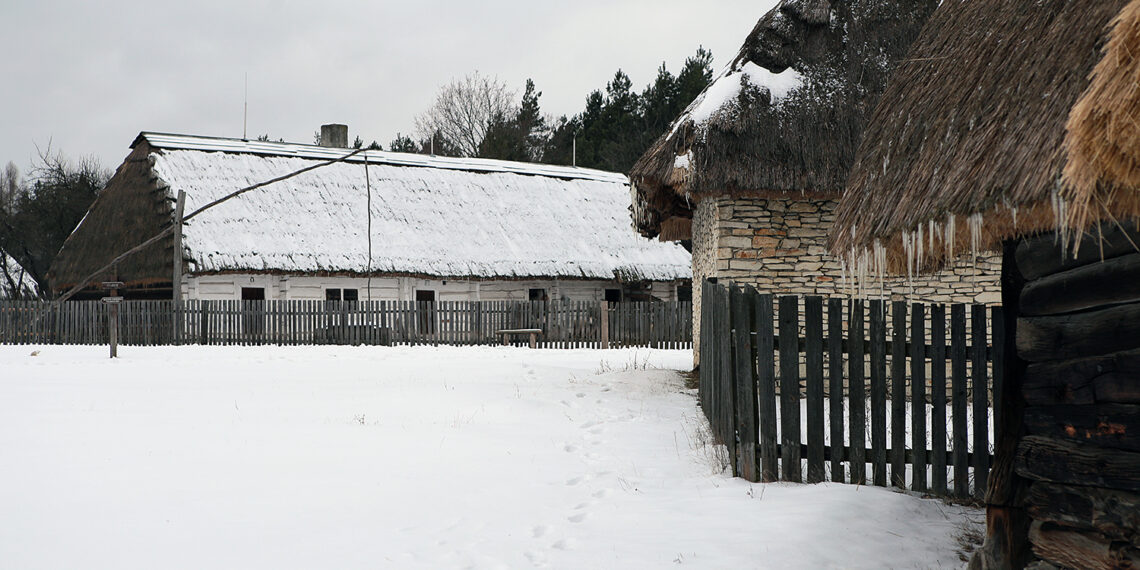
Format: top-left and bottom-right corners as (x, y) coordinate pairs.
(49, 132), (691, 303)
(629, 0), (1001, 364)
(832, 0), (1139, 567)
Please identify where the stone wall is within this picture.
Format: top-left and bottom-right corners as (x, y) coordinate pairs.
(691, 196), (1003, 365)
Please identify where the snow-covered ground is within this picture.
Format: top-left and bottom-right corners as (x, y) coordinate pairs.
(0, 345), (981, 569)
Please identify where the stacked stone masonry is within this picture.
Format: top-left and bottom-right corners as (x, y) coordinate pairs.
(691, 196), (1003, 365)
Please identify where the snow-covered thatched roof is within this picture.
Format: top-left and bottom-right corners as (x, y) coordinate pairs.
(629, 0), (938, 239)
(49, 133), (691, 291)
(1, 252), (37, 299)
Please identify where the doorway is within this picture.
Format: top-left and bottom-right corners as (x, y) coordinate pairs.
(240, 287), (266, 336)
(416, 290), (436, 335)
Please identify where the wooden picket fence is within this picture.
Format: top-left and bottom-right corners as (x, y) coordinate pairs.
(0, 299), (692, 349)
(700, 280), (1002, 499)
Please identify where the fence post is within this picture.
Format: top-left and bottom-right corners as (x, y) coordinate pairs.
(600, 301), (610, 349)
(778, 295), (801, 483)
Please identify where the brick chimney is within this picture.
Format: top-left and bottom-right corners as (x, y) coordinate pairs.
(319, 124), (348, 148)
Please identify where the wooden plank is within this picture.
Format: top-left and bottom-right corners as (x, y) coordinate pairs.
(972, 304), (990, 498)
(951, 303), (969, 497)
(828, 298), (845, 483)
(779, 296), (801, 483)
(1018, 301), (1140, 363)
(756, 293), (778, 482)
(992, 306), (1005, 428)
(911, 302), (927, 493)
(891, 301), (907, 488)
(869, 299), (888, 487)
(804, 296), (825, 484)
(1015, 435), (1140, 493)
(849, 299), (866, 486)
(731, 285), (758, 481)
(930, 304), (948, 496)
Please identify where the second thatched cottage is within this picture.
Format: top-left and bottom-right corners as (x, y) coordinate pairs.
(49, 128), (692, 303)
(629, 0), (1003, 363)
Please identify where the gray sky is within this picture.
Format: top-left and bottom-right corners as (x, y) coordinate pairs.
(2, 1), (775, 171)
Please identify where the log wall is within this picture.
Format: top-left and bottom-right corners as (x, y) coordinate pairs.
(1006, 224), (1140, 568)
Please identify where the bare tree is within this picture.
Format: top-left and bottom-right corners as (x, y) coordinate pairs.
(414, 71), (516, 157)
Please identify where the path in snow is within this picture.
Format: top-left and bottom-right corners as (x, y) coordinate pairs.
(0, 345), (981, 569)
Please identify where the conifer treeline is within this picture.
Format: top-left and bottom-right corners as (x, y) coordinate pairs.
(383, 48), (715, 174)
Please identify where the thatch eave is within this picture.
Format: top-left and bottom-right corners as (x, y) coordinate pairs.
(830, 0), (1128, 274)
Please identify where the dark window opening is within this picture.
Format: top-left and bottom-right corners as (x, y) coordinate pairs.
(677, 286), (692, 302)
(529, 288), (547, 302)
(325, 288), (359, 302)
(604, 289), (622, 303)
(342, 288), (359, 302)
(325, 288), (341, 301)
(241, 287), (265, 301)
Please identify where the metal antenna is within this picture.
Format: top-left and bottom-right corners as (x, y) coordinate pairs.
(572, 136), (577, 167)
(243, 73), (248, 140)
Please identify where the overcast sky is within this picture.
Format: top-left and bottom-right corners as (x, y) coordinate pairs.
(2, 1), (777, 171)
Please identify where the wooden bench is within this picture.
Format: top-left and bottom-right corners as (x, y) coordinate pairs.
(496, 328), (543, 348)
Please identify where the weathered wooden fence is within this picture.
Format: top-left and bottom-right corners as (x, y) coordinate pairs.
(700, 280), (1001, 499)
(0, 299), (692, 349)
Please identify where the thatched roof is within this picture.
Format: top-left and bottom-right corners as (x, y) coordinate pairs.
(629, 0), (938, 238)
(831, 0), (1128, 272)
(49, 133), (691, 292)
(1063, 0), (1140, 233)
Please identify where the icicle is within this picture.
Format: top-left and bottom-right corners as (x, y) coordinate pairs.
(946, 214), (956, 261)
(916, 222), (925, 274)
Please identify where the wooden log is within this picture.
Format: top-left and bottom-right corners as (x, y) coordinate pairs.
(1021, 252), (1140, 317)
(1028, 521), (1140, 570)
(757, 294), (778, 482)
(1018, 302), (1140, 363)
(1023, 404), (1140, 452)
(870, 299), (888, 487)
(1016, 220), (1139, 281)
(1016, 435), (1140, 492)
(891, 301), (907, 489)
(731, 285), (759, 482)
(779, 295), (801, 483)
(828, 298), (845, 483)
(805, 296), (825, 484)
(1027, 482), (1140, 547)
(1023, 348), (1140, 406)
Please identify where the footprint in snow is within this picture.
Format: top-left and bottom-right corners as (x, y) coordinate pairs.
(552, 538), (577, 550)
(531, 525), (551, 538)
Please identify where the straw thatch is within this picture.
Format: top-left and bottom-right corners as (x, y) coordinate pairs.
(47, 142), (176, 292)
(831, 0), (1128, 272)
(1063, 0), (1140, 233)
(629, 0), (938, 238)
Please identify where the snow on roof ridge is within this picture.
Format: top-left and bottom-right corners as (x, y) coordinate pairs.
(135, 132), (627, 184)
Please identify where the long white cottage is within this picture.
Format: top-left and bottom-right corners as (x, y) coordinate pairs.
(49, 129), (692, 303)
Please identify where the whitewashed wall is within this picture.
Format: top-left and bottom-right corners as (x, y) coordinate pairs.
(183, 274), (685, 302)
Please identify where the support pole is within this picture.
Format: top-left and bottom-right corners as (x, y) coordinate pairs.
(172, 190), (186, 344)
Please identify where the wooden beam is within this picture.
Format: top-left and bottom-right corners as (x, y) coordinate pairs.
(1023, 347), (1140, 406)
(1028, 521), (1140, 569)
(1027, 482), (1140, 546)
(1018, 302), (1140, 362)
(1023, 404), (1140, 452)
(1015, 436), (1140, 492)
(1020, 252), (1140, 316)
